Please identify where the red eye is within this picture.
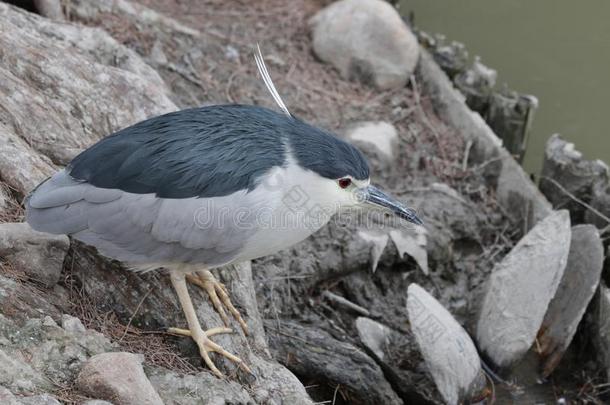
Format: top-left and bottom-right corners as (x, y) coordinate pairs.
(338, 178), (352, 189)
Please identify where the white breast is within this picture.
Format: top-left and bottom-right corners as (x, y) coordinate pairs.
(235, 155), (343, 262)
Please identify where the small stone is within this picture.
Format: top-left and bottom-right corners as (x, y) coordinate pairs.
(61, 314), (86, 334)
(76, 352), (163, 405)
(149, 40), (167, 65)
(476, 210), (571, 369)
(42, 316), (58, 327)
(310, 0), (419, 90)
(538, 225), (604, 377)
(0, 223), (69, 288)
(407, 284), (486, 405)
(82, 401), (114, 405)
(355, 317), (391, 361)
(346, 121), (399, 166)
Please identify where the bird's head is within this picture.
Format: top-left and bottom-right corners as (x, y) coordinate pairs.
(286, 118), (423, 227)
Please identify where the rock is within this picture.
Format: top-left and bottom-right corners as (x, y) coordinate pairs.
(0, 386), (20, 405)
(61, 314), (87, 335)
(389, 227), (428, 275)
(595, 282), (610, 381)
(538, 225), (604, 377)
(19, 394), (62, 405)
(0, 348), (52, 394)
(355, 317), (391, 361)
(416, 48), (552, 230)
(82, 401), (114, 405)
(540, 134), (609, 222)
(33, 0), (64, 20)
(407, 284), (486, 405)
(476, 210), (571, 369)
(266, 320), (402, 405)
(346, 121), (399, 166)
(76, 352), (163, 405)
(148, 368), (252, 405)
(355, 228), (390, 272)
(0, 223), (69, 288)
(0, 2), (175, 196)
(310, 0), (419, 90)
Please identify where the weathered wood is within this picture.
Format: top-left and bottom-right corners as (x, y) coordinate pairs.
(265, 319), (402, 405)
(540, 134), (609, 222)
(594, 282), (610, 382)
(476, 210), (571, 369)
(538, 225), (604, 376)
(407, 284), (486, 405)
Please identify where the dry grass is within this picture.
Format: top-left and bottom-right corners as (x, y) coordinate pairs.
(62, 271), (198, 375)
(0, 182), (24, 224)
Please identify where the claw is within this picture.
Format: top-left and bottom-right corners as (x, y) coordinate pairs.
(186, 270), (249, 335)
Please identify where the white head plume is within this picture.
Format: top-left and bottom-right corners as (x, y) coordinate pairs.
(254, 44), (291, 117)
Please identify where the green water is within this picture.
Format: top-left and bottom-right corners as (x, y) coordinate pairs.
(399, 0), (610, 173)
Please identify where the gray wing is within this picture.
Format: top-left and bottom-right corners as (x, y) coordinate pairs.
(25, 170), (257, 266)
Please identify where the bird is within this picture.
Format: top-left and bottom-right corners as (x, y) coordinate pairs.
(24, 46), (422, 378)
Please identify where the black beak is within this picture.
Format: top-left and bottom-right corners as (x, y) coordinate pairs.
(362, 185), (423, 226)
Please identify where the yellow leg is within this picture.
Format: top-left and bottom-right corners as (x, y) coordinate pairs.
(169, 270), (251, 377)
(185, 269), (249, 335)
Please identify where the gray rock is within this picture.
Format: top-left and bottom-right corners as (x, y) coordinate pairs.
(346, 121), (399, 166)
(61, 314), (87, 335)
(148, 368), (252, 405)
(407, 284), (485, 405)
(538, 225), (604, 377)
(355, 317), (391, 361)
(310, 0), (419, 90)
(0, 386), (20, 405)
(0, 223), (69, 288)
(476, 210), (571, 369)
(82, 401), (114, 405)
(595, 282), (610, 381)
(0, 2), (175, 196)
(19, 394), (62, 405)
(33, 0), (64, 20)
(76, 352), (163, 405)
(540, 134), (609, 222)
(0, 348), (52, 394)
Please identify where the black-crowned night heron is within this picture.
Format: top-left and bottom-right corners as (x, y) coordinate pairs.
(24, 48), (422, 377)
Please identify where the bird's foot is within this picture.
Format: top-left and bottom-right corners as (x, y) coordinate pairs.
(168, 326), (251, 378)
(186, 270), (249, 335)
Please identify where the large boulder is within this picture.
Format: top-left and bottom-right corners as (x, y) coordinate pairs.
(476, 210), (571, 369)
(0, 2), (176, 196)
(310, 0), (419, 90)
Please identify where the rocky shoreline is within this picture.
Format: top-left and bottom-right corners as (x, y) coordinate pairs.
(0, 0), (609, 404)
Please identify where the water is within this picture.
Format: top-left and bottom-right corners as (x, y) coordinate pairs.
(399, 0), (610, 173)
